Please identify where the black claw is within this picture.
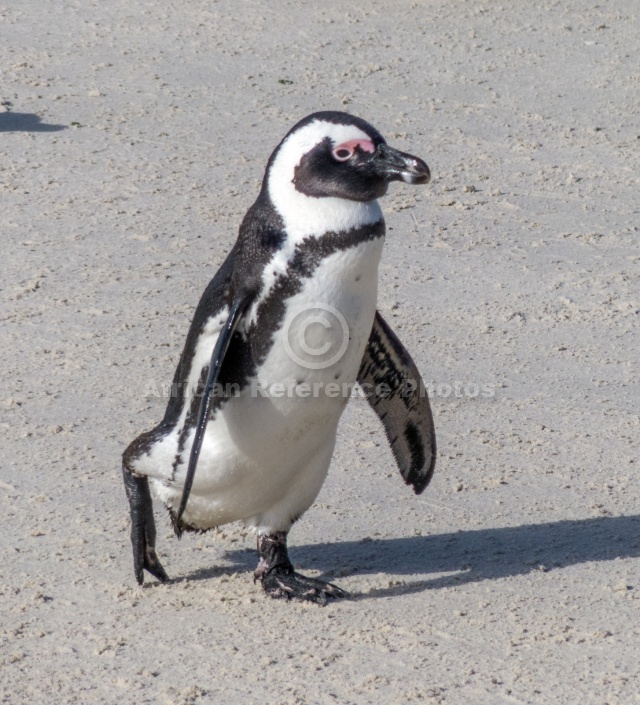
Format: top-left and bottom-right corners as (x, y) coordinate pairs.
(123, 464), (169, 585)
(145, 552), (169, 583)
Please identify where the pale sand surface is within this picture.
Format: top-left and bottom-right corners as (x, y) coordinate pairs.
(1, 1), (639, 703)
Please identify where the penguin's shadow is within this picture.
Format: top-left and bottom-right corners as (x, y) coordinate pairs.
(0, 112), (67, 132)
(184, 514), (640, 600)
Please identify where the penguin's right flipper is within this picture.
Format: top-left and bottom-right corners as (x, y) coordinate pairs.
(177, 297), (249, 523)
(122, 463), (169, 585)
(358, 310), (436, 495)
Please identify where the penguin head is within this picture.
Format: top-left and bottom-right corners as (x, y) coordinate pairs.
(266, 111), (430, 205)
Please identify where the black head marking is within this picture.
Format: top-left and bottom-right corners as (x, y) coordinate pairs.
(262, 111), (430, 202)
(291, 113), (388, 202)
(293, 136), (391, 201)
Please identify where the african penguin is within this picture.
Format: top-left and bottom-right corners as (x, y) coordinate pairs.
(123, 111), (436, 603)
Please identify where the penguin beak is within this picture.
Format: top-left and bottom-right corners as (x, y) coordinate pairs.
(372, 144), (431, 185)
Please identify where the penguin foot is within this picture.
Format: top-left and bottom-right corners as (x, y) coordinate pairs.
(261, 566), (348, 605)
(254, 531), (348, 604)
(122, 464), (169, 585)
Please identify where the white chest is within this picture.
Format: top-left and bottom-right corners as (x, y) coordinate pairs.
(146, 237), (384, 530)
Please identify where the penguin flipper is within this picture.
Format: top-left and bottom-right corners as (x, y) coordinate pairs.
(357, 311), (436, 494)
(176, 297), (249, 522)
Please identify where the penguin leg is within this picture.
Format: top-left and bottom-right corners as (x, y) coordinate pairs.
(253, 532), (348, 605)
(122, 464), (169, 585)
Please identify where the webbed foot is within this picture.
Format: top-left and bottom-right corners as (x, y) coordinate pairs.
(122, 464), (169, 585)
(254, 532), (348, 605)
(261, 565), (348, 604)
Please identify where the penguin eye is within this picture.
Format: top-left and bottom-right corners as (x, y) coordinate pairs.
(332, 147), (354, 162)
(331, 138), (376, 163)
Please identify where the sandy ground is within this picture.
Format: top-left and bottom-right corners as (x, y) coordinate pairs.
(2, 0), (639, 703)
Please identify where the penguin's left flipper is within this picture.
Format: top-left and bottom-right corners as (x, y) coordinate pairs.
(176, 297), (249, 523)
(122, 464), (169, 585)
(358, 311), (436, 494)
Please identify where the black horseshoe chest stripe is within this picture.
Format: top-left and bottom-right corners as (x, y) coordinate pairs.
(248, 221), (385, 365)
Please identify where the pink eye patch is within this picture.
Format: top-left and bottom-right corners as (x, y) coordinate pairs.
(331, 138), (376, 161)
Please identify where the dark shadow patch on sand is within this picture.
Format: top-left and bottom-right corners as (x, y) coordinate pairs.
(211, 514), (640, 600)
(0, 112), (67, 132)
